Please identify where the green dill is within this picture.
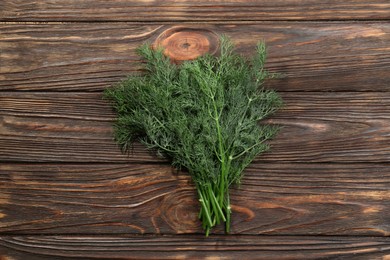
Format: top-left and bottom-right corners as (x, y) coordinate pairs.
(104, 36), (283, 236)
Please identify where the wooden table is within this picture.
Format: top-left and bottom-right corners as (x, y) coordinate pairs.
(1, 1), (390, 259)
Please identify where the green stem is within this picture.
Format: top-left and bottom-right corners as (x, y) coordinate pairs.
(207, 183), (226, 222)
(225, 190), (231, 233)
(197, 184), (213, 229)
(210, 92), (234, 234)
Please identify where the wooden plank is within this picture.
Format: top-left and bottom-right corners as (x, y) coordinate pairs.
(1, 235), (390, 260)
(1, 92), (390, 163)
(1, 0), (389, 22)
(1, 23), (389, 91)
(0, 163), (389, 235)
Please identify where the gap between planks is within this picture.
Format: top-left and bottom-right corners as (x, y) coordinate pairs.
(0, 234), (390, 260)
(2, 20), (390, 24)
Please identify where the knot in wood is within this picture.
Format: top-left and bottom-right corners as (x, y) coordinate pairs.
(154, 27), (219, 63)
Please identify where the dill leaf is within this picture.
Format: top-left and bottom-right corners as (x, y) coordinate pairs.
(104, 36), (283, 235)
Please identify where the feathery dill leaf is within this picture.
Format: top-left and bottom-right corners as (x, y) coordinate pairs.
(104, 36), (283, 235)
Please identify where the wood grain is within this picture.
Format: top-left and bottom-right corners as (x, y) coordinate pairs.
(1, 0), (389, 256)
(1, 235), (390, 260)
(1, 0), (389, 22)
(1, 23), (390, 91)
(1, 92), (390, 163)
(0, 163), (389, 235)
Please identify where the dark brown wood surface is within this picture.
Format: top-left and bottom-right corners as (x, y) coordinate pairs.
(1, 163), (389, 235)
(1, 0), (390, 259)
(1, 235), (390, 260)
(1, 23), (389, 92)
(1, 0), (389, 21)
(1, 92), (389, 163)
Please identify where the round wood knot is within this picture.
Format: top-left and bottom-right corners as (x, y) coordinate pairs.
(154, 27), (219, 63)
(160, 189), (199, 232)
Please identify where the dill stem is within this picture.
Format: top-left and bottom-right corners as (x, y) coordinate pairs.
(197, 184), (213, 231)
(208, 183), (226, 223)
(210, 88), (232, 233)
(225, 191), (231, 233)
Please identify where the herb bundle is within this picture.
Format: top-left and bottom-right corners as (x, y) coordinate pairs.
(105, 36), (282, 235)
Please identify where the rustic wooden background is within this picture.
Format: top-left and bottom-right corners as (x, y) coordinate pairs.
(1, 1), (390, 259)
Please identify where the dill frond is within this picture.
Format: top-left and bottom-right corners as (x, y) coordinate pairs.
(104, 36), (283, 235)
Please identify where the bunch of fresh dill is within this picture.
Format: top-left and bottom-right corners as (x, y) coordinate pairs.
(104, 36), (283, 236)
